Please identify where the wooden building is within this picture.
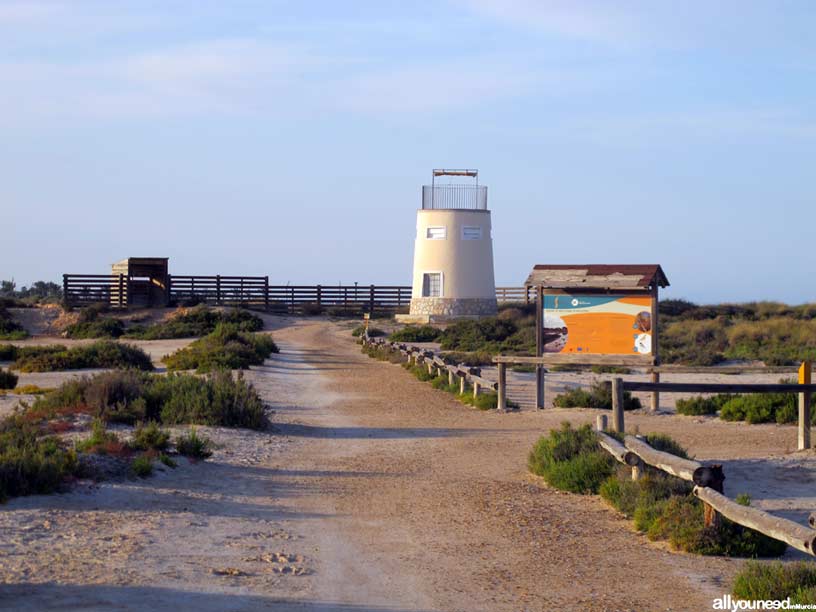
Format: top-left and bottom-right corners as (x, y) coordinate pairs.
(110, 257), (169, 308)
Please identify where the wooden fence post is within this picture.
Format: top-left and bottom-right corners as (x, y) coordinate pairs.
(473, 381), (481, 398)
(264, 276), (269, 311)
(369, 285), (375, 315)
(650, 371), (660, 411)
(62, 274), (69, 306)
(596, 414), (607, 432)
(448, 369), (455, 386)
(317, 285), (322, 308)
(497, 362), (507, 411)
(118, 274), (124, 308)
(612, 378), (624, 433)
(216, 275), (221, 305)
(536, 366), (545, 409)
(459, 375), (466, 395)
(800, 361), (812, 450)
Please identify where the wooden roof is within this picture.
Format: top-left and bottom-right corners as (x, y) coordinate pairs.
(525, 264), (669, 290)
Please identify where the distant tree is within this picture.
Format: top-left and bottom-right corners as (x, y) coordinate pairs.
(0, 280), (16, 296)
(0, 279), (62, 301)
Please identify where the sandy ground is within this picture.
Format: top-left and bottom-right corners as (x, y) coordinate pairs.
(0, 317), (814, 611)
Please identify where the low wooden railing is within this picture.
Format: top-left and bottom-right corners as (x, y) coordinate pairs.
(594, 423), (816, 556)
(362, 334), (504, 404)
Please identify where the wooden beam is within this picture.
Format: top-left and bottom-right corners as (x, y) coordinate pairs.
(597, 431), (637, 465)
(694, 486), (816, 556)
(493, 354), (654, 366)
(624, 435), (702, 482)
(625, 382), (816, 393)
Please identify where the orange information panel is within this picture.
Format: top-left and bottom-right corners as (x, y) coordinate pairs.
(542, 294), (653, 355)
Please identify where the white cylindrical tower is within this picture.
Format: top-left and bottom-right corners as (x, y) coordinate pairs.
(407, 169), (497, 321)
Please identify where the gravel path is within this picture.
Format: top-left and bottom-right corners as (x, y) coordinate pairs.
(1, 317), (814, 610)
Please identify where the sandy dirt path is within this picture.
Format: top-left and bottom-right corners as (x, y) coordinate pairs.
(1, 317), (813, 611)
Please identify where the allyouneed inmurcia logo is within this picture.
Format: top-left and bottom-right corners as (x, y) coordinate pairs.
(712, 595), (810, 610)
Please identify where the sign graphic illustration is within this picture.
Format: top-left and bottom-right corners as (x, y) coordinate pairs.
(542, 294), (653, 355)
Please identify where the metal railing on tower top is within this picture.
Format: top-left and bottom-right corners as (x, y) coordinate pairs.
(421, 184), (488, 210)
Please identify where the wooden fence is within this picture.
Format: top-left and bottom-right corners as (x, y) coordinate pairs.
(594, 423), (816, 556)
(63, 274), (532, 312)
(362, 334), (503, 403)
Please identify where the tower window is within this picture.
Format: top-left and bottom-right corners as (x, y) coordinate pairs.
(422, 272), (443, 297)
(426, 226), (447, 240)
(461, 226), (482, 240)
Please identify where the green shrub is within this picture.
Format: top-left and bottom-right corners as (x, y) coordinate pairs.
(528, 423), (614, 494)
(155, 371), (266, 429)
(132, 421), (170, 451)
(0, 308), (28, 340)
(75, 419), (124, 454)
(65, 317), (125, 339)
(352, 326), (385, 338)
(131, 455), (153, 477)
(175, 428), (213, 458)
(28, 369), (266, 430)
(597, 433), (786, 559)
(10, 341), (153, 372)
(0, 344), (18, 360)
(676, 394), (733, 416)
(361, 343), (406, 364)
(552, 379), (641, 411)
(125, 306), (263, 339)
(163, 324), (278, 372)
(300, 303), (323, 316)
(0, 416), (77, 501)
(158, 453), (177, 468)
(732, 561), (816, 604)
(440, 351), (494, 366)
(0, 368), (18, 390)
(389, 325), (441, 343)
(719, 386), (798, 424)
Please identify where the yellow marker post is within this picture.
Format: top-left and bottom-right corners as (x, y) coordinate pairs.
(799, 361), (811, 450)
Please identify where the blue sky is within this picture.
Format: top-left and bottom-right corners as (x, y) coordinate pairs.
(2, 1), (814, 303)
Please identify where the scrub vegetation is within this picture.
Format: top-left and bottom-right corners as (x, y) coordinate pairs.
(552, 379), (642, 411)
(1, 341), (153, 372)
(125, 306), (263, 339)
(163, 324), (277, 373)
(528, 423), (786, 558)
(732, 561), (816, 605)
(0, 307), (28, 340)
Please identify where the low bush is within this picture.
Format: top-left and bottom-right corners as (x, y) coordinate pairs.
(124, 306), (263, 340)
(552, 379), (642, 411)
(528, 423), (614, 494)
(12, 384), (52, 395)
(361, 343), (406, 364)
(0, 416), (78, 501)
(732, 561), (816, 604)
(131, 455), (153, 477)
(389, 325), (441, 343)
(175, 427), (213, 458)
(163, 324), (278, 372)
(352, 326), (385, 338)
(599, 434), (785, 558)
(75, 419), (127, 455)
(440, 351), (493, 367)
(9, 341), (153, 372)
(132, 421), (170, 451)
(0, 368), (18, 389)
(676, 394), (733, 416)
(300, 303), (323, 316)
(65, 317), (125, 339)
(159, 453), (177, 468)
(27, 369), (266, 430)
(0, 344), (17, 360)
(719, 385), (798, 424)
(0, 307), (28, 340)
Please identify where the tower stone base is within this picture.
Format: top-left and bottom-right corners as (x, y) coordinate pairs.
(398, 297), (497, 324)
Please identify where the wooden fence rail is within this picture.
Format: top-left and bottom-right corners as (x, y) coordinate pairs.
(361, 334), (507, 406)
(594, 422), (816, 556)
(64, 275), (530, 311)
(611, 373), (816, 451)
